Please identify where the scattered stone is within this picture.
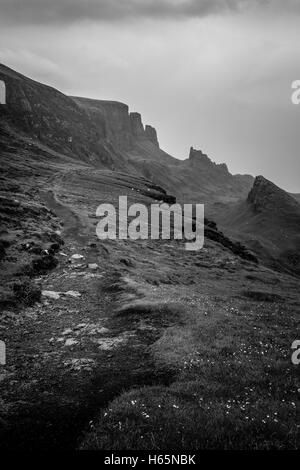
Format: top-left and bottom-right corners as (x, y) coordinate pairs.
(71, 264), (85, 269)
(88, 263), (99, 270)
(63, 291), (81, 298)
(71, 254), (84, 260)
(87, 325), (109, 335)
(96, 327), (109, 334)
(84, 273), (103, 279)
(65, 338), (79, 347)
(42, 290), (60, 300)
(62, 328), (73, 335)
(95, 332), (133, 350)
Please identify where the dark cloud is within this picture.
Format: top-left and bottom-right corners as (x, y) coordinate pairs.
(0, 0), (293, 26)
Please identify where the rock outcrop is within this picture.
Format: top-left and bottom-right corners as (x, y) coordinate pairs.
(0, 63), (160, 168)
(247, 175), (300, 214)
(73, 97), (160, 151)
(189, 147), (229, 173)
(145, 125), (159, 147)
(74, 98), (133, 151)
(214, 176), (300, 275)
(130, 112), (145, 139)
(0, 63), (120, 168)
(0, 63), (254, 208)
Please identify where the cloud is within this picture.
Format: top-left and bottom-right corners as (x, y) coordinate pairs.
(0, 0), (298, 26)
(1, 0), (300, 191)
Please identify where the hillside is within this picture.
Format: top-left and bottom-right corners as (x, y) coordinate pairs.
(212, 176), (300, 274)
(0, 63), (299, 450)
(0, 63), (253, 206)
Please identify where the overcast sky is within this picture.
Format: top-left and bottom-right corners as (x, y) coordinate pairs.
(1, 0), (300, 192)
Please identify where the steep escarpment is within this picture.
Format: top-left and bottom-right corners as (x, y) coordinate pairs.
(0, 64), (127, 169)
(73, 97), (160, 151)
(145, 125), (159, 146)
(248, 175), (300, 215)
(184, 147), (254, 199)
(0, 63), (254, 207)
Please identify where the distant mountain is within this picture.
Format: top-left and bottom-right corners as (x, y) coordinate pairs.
(0, 63), (253, 206)
(73, 96), (254, 204)
(212, 176), (300, 274)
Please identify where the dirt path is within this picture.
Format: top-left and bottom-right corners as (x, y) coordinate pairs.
(0, 189), (173, 450)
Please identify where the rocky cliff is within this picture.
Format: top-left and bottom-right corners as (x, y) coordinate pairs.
(189, 147), (229, 173)
(213, 176), (300, 274)
(0, 63), (160, 168)
(145, 125), (159, 147)
(0, 62), (254, 207)
(248, 175), (300, 214)
(73, 98), (133, 151)
(73, 97), (160, 151)
(0, 63), (122, 168)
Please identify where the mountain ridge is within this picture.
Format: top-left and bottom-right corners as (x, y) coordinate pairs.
(1, 62), (299, 274)
(212, 175), (300, 274)
(0, 62), (254, 206)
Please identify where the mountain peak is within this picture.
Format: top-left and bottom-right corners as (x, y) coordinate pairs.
(247, 175), (300, 213)
(188, 147), (229, 173)
(189, 146), (210, 162)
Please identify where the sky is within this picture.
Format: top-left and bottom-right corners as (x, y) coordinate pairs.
(0, 0), (300, 192)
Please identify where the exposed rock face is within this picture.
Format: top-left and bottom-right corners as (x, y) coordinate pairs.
(73, 98), (160, 151)
(247, 175), (300, 214)
(145, 125), (159, 146)
(129, 113), (159, 145)
(130, 112), (145, 139)
(0, 63), (120, 168)
(214, 175), (300, 275)
(0, 63), (254, 208)
(74, 98), (133, 151)
(189, 147), (229, 173)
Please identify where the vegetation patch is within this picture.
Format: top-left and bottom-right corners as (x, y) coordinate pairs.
(12, 278), (42, 306)
(242, 290), (284, 302)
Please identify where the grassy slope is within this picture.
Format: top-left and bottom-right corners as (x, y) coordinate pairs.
(1, 141), (299, 449)
(0, 110), (299, 451)
(210, 180), (300, 276)
(81, 260), (300, 450)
